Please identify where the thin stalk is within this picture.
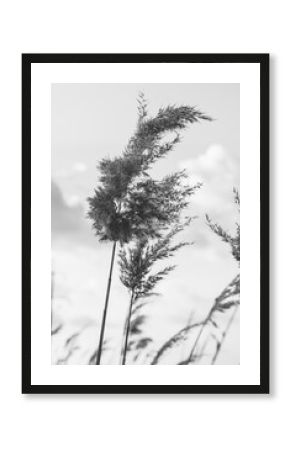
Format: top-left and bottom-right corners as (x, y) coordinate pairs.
(188, 306), (214, 361)
(51, 271), (54, 335)
(211, 303), (239, 365)
(95, 241), (117, 365)
(121, 291), (135, 365)
(119, 314), (129, 364)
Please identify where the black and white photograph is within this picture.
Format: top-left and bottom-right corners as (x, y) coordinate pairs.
(22, 54), (269, 393)
(51, 83), (240, 366)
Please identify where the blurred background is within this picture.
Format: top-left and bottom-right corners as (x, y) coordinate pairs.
(51, 83), (240, 364)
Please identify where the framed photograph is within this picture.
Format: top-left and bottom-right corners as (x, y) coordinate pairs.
(22, 53), (269, 394)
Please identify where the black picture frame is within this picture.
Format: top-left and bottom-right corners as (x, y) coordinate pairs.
(22, 53), (269, 394)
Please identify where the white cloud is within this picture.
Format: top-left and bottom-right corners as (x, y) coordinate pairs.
(180, 144), (225, 174)
(180, 144), (236, 184)
(56, 161), (87, 179)
(73, 162), (87, 173)
(179, 144), (239, 228)
(65, 194), (81, 207)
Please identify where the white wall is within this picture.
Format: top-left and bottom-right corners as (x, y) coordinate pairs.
(0, 1), (284, 449)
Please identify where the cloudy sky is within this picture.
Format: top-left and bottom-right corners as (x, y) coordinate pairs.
(51, 83), (240, 365)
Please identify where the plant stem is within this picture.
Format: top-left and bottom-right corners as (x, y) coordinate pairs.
(95, 241), (117, 365)
(188, 306), (214, 361)
(121, 291), (135, 365)
(119, 314), (129, 364)
(211, 303), (239, 365)
(151, 322), (200, 365)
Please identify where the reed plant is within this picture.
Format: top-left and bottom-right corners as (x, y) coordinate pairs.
(87, 94), (211, 364)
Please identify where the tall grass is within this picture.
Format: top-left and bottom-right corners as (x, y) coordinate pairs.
(151, 189), (240, 365)
(119, 222), (193, 364)
(87, 94), (211, 364)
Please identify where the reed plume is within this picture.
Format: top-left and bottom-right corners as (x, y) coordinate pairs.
(87, 93), (211, 364)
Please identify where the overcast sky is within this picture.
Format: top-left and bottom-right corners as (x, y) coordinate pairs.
(51, 83), (240, 365)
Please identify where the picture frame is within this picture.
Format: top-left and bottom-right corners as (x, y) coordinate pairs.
(22, 53), (269, 394)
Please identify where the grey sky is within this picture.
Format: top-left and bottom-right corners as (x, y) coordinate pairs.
(51, 83), (240, 365)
